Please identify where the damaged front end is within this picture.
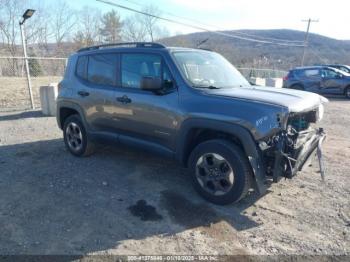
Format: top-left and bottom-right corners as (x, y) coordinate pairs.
(260, 106), (326, 182)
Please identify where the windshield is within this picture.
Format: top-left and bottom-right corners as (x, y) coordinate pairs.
(332, 67), (350, 76)
(172, 51), (250, 88)
(339, 66), (350, 74)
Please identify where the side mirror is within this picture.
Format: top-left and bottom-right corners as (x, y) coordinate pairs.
(336, 74), (343, 79)
(140, 76), (162, 91)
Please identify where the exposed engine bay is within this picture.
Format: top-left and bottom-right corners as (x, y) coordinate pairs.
(260, 108), (326, 182)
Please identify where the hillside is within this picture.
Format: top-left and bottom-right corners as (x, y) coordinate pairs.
(160, 29), (350, 70)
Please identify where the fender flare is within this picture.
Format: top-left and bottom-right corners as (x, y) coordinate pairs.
(56, 100), (87, 130)
(176, 118), (267, 194)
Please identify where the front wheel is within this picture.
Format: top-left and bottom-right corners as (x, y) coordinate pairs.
(63, 114), (95, 157)
(188, 139), (252, 205)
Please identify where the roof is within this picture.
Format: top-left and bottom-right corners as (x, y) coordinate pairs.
(291, 65), (336, 71)
(77, 42), (211, 54)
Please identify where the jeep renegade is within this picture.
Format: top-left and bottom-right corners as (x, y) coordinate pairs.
(57, 42), (327, 205)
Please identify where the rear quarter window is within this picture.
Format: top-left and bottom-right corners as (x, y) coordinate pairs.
(304, 69), (320, 77)
(76, 56), (88, 80)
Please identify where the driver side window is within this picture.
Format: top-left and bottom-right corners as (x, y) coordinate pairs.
(121, 53), (175, 91)
(322, 69), (338, 78)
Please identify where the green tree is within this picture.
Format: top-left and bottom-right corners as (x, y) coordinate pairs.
(99, 10), (122, 43)
(28, 55), (42, 77)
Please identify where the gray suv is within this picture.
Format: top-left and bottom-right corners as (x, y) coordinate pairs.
(283, 66), (350, 98)
(57, 42), (327, 205)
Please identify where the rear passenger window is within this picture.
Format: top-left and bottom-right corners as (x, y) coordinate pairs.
(121, 54), (161, 88)
(87, 54), (117, 86)
(76, 56), (88, 79)
(304, 69), (320, 77)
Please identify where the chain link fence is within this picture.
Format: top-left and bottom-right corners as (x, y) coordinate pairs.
(0, 57), (67, 112)
(0, 58), (288, 112)
(238, 68), (288, 79)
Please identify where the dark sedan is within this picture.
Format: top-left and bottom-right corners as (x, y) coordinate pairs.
(283, 66), (350, 99)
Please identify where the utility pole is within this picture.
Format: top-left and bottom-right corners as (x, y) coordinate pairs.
(301, 18), (319, 66)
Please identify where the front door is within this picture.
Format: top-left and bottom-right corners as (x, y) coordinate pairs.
(320, 68), (344, 94)
(114, 53), (180, 150)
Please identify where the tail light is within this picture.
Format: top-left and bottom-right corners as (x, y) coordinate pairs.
(283, 75), (289, 81)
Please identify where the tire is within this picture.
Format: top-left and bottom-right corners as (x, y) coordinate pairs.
(188, 139), (252, 205)
(63, 114), (95, 157)
(345, 86), (350, 99)
(291, 84), (304, 90)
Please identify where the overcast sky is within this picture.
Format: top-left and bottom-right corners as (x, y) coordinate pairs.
(71, 0), (350, 40)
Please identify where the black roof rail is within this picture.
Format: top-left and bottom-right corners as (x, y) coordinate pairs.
(78, 42), (166, 52)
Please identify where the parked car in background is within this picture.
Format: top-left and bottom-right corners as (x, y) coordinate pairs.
(283, 66), (350, 99)
(321, 64), (350, 74)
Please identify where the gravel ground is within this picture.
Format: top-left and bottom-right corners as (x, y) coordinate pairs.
(0, 98), (349, 256)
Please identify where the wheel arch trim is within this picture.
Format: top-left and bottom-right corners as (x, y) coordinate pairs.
(56, 101), (87, 130)
(176, 118), (267, 194)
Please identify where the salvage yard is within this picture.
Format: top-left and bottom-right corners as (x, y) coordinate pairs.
(0, 97), (349, 255)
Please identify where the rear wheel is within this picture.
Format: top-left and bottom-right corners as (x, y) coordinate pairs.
(188, 139), (252, 205)
(63, 114), (95, 157)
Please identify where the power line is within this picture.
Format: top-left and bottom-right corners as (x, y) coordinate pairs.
(301, 18), (319, 65)
(227, 30), (304, 43)
(119, 0), (304, 44)
(96, 0), (305, 47)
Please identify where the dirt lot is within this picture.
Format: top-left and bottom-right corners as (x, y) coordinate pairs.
(0, 77), (62, 110)
(0, 98), (349, 256)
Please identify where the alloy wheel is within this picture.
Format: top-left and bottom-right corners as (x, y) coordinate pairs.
(195, 153), (235, 196)
(66, 122), (83, 152)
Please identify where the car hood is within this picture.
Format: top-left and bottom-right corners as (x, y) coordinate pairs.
(206, 85), (329, 112)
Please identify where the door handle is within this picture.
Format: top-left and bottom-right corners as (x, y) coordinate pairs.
(78, 90), (90, 97)
(116, 95), (132, 104)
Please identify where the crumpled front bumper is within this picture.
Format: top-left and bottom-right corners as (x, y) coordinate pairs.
(273, 127), (326, 182)
(292, 128), (326, 175)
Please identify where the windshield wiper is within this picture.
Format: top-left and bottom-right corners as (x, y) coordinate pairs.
(194, 85), (221, 89)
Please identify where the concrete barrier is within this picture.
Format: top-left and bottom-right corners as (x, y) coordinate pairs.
(40, 83), (58, 116)
(266, 78), (283, 88)
(249, 77), (266, 86)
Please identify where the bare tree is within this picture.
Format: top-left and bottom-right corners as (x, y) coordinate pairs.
(0, 0), (26, 76)
(25, 1), (52, 55)
(99, 9), (122, 43)
(73, 6), (102, 49)
(0, 0), (22, 57)
(50, 0), (76, 54)
(140, 5), (160, 42)
(122, 16), (147, 42)
(122, 5), (169, 42)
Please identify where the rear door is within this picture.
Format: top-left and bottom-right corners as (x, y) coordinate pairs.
(298, 69), (322, 92)
(75, 53), (120, 133)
